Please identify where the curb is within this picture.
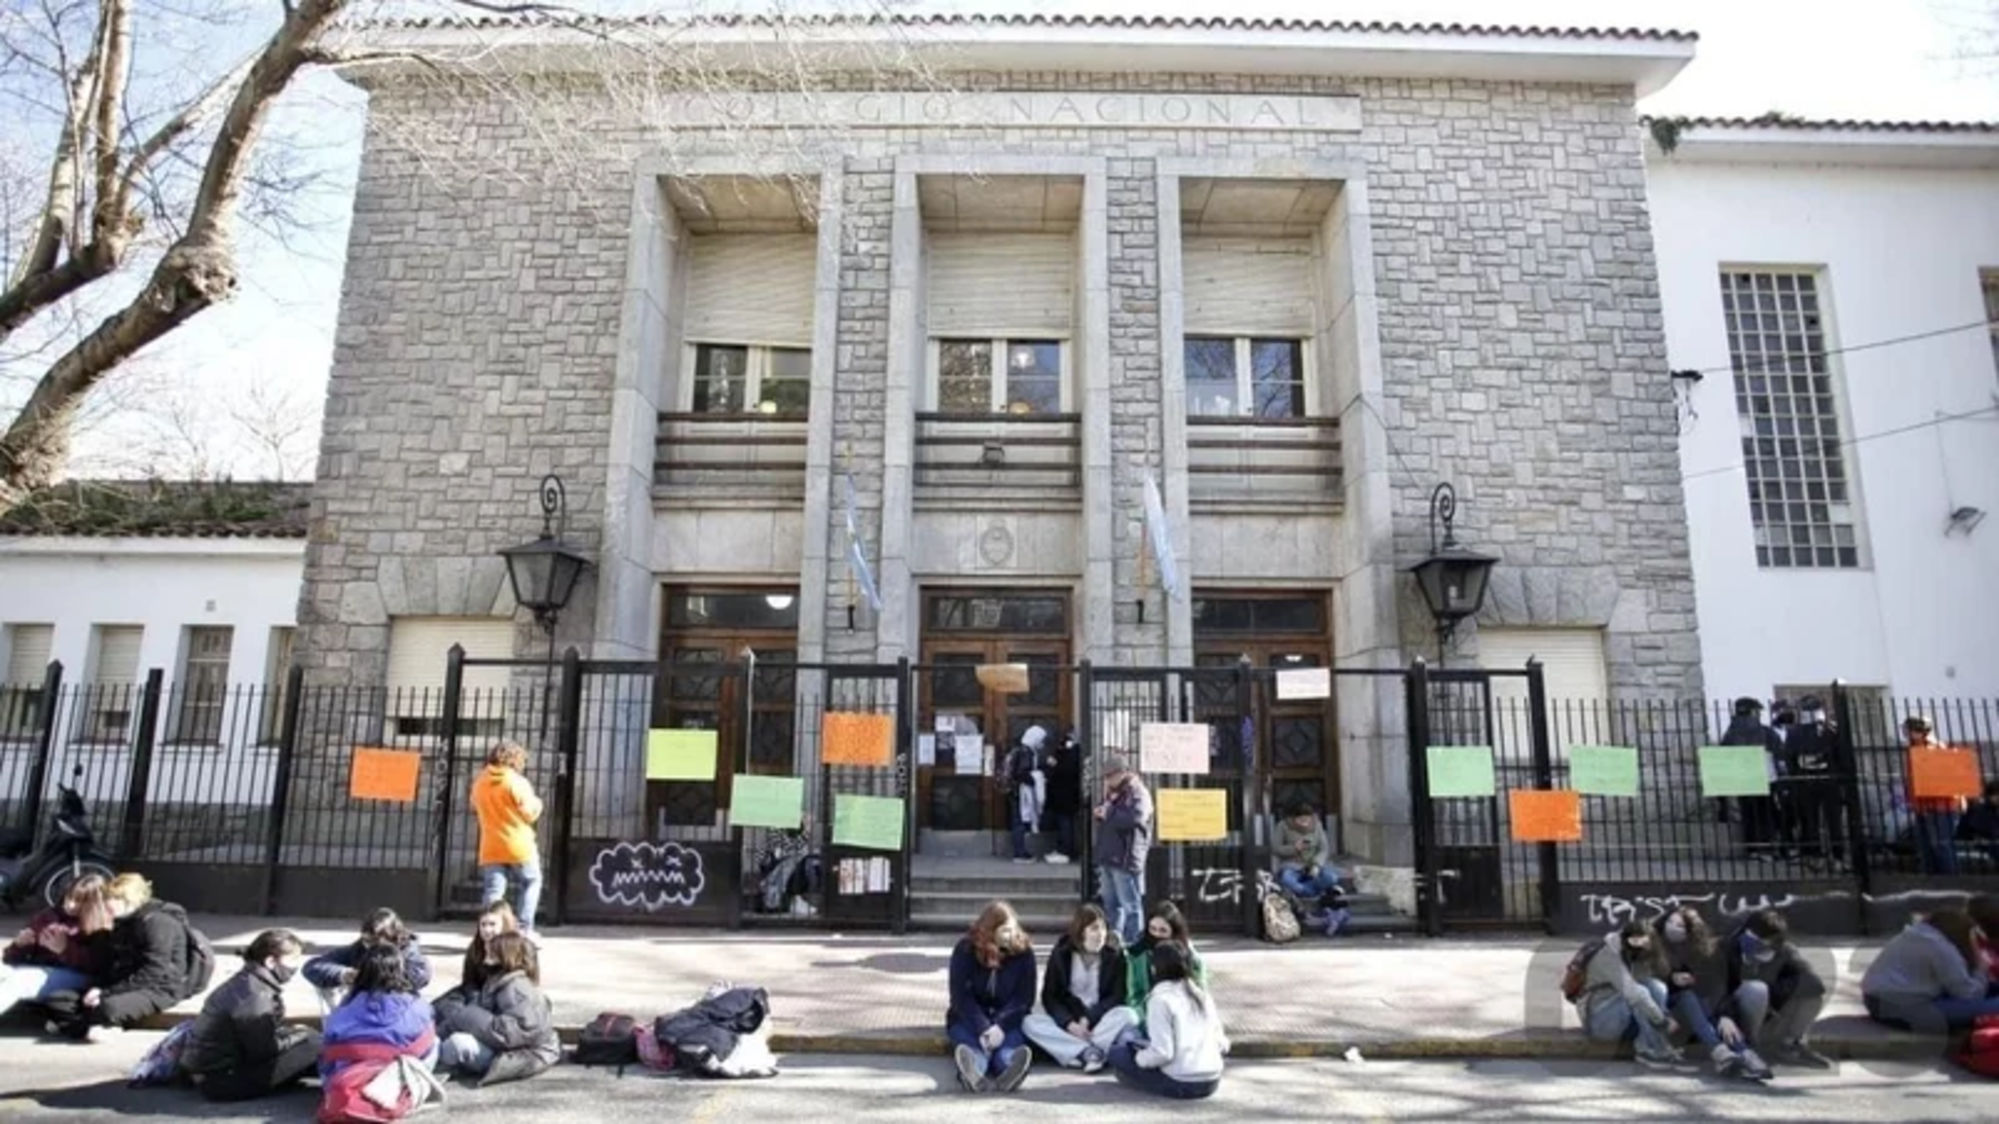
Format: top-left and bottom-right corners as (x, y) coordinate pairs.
(131, 1013), (1951, 1064)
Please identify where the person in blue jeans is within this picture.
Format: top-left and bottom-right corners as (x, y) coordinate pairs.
(947, 901), (1037, 1094)
(1093, 753), (1152, 947)
(1576, 921), (1683, 1068)
(0, 874), (111, 1018)
(1660, 907), (1771, 1081)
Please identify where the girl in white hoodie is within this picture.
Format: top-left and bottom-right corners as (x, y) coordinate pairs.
(1109, 941), (1227, 1100)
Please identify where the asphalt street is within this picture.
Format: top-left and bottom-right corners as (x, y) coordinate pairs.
(0, 1031), (1990, 1122)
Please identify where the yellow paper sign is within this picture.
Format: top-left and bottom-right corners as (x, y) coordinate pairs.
(1156, 788), (1228, 842)
(646, 729), (718, 781)
(350, 748), (421, 803)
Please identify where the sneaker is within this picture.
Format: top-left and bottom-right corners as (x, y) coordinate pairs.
(1044, 852), (1071, 865)
(1776, 1041), (1834, 1070)
(1012, 856), (1036, 865)
(953, 1045), (987, 1093)
(1323, 907), (1352, 936)
(1710, 1045), (1740, 1076)
(1634, 1047), (1683, 1071)
(994, 1049), (1032, 1093)
(1739, 1048), (1774, 1081)
(1081, 1046), (1106, 1074)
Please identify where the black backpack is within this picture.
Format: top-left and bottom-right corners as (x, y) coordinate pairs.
(573, 1012), (640, 1069)
(179, 918), (215, 999)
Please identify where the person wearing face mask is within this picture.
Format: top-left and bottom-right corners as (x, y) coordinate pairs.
(1127, 900), (1207, 1028)
(947, 901), (1038, 1093)
(1720, 910), (1832, 1070)
(1023, 904), (1137, 1073)
(1577, 920), (1682, 1068)
(1661, 908), (1770, 1081)
(1783, 696), (1849, 869)
(178, 929), (320, 1102)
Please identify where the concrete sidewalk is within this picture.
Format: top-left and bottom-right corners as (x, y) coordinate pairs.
(127, 915), (1933, 1061)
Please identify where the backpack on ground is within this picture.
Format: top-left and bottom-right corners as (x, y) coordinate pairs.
(574, 1011), (641, 1069)
(1261, 887), (1302, 945)
(1956, 1014), (1999, 1078)
(1560, 939), (1606, 1004)
(635, 1023), (677, 1073)
(317, 1053), (446, 1123)
(181, 923), (215, 999)
(127, 1022), (192, 1087)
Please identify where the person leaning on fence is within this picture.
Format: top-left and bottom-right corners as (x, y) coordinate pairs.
(304, 907), (432, 1012)
(1860, 907), (1999, 1034)
(1722, 697), (1789, 862)
(1109, 940), (1228, 1101)
(1720, 910), (1833, 1069)
(320, 941), (439, 1080)
(0, 873), (110, 1020)
(177, 929), (319, 1102)
(1094, 752), (1153, 948)
(472, 741), (546, 935)
(1023, 903), (1138, 1073)
(1577, 921), (1683, 1069)
(1904, 716), (1972, 876)
(947, 901), (1037, 1094)
(43, 873), (206, 1041)
(1660, 907), (1771, 1081)
(433, 931), (560, 1086)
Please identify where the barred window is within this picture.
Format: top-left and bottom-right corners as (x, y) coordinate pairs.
(1722, 270), (1861, 569)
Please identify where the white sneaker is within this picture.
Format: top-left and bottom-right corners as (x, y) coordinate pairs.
(790, 898), (818, 918)
(1043, 852), (1071, 865)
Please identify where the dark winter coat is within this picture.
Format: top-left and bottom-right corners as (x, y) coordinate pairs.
(302, 937), (432, 993)
(1665, 935), (1731, 1011)
(1721, 925), (1826, 1016)
(1092, 776), (1153, 875)
(1043, 740), (1083, 816)
(3, 906), (100, 973)
(1784, 722), (1839, 776)
(1039, 935), (1129, 1029)
(1721, 715), (1785, 777)
(946, 938), (1036, 1037)
(91, 900), (195, 1024)
(434, 970), (559, 1086)
(655, 986), (771, 1069)
(178, 963), (311, 1077)
(320, 991), (437, 1081)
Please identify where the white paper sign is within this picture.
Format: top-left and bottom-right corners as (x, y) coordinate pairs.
(1139, 722), (1211, 775)
(1275, 666), (1332, 701)
(956, 735), (985, 775)
(935, 715), (958, 735)
(867, 856), (889, 893)
(916, 734), (937, 766)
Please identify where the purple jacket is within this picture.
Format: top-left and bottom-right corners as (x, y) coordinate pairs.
(319, 991), (436, 1080)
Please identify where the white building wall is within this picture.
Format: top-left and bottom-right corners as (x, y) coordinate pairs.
(1654, 156), (1999, 701)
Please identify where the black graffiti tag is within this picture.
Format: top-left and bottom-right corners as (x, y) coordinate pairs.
(589, 840), (705, 910)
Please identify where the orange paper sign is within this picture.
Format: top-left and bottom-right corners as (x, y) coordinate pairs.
(1910, 747), (1983, 800)
(822, 711), (895, 768)
(1509, 789), (1583, 843)
(350, 748), (421, 803)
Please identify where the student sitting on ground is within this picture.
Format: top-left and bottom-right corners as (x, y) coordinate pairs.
(1861, 907), (1999, 1033)
(1660, 906), (1770, 1080)
(1127, 901), (1206, 1026)
(947, 900), (1037, 1094)
(1109, 941), (1227, 1100)
(0, 874), (110, 1020)
(42, 873), (207, 1041)
(1719, 910), (1832, 1069)
(304, 907), (432, 1011)
(321, 941), (438, 1081)
(1577, 920), (1682, 1069)
(1022, 903), (1137, 1073)
(177, 929), (319, 1102)
(462, 900), (537, 992)
(434, 932), (559, 1086)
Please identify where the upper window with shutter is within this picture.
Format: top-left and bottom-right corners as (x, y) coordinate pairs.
(1477, 628), (1610, 761)
(386, 617), (513, 740)
(81, 625), (143, 744)
(2, 624), (53, 739)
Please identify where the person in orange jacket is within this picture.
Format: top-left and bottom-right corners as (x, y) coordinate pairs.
(472, 742), (545, 934)
(1906, 715), (1973, 876)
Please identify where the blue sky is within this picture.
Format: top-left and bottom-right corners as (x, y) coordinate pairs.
(48, 0), (1999, 476)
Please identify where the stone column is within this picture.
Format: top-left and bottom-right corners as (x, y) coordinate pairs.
(820, 161), (893, 662)
(1107, 159), (1171, 667)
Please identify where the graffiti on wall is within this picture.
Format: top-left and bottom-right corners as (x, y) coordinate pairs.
(589, 840), (706, 911)
(1577, 890), (1810, 926)
(1191, 867), (1276, 906)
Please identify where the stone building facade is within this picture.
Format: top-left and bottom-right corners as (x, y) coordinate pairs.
(302, 15), (1705, 864)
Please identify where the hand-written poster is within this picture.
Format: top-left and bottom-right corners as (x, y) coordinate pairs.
(1156, 788), (1228, 841)
(1139, 723), (1210, 775)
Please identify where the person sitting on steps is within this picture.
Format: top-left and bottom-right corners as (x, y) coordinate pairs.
(1022, 903), (1138, 1073)
(947, 900), (1037, 1094)
(177, 929), (319, 1102)
(1273, 801), (1348, 936)
(1577, 920), (1683, 1069)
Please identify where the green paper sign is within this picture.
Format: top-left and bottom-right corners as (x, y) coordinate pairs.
(731, 774), (805, 829)
(646, 728), (718, 781)
(1427, 745), (1497, 799)
(1698, 746), (1771, 798)
(1569, 745), (1639, 798)
(832, 794), (905, 852)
